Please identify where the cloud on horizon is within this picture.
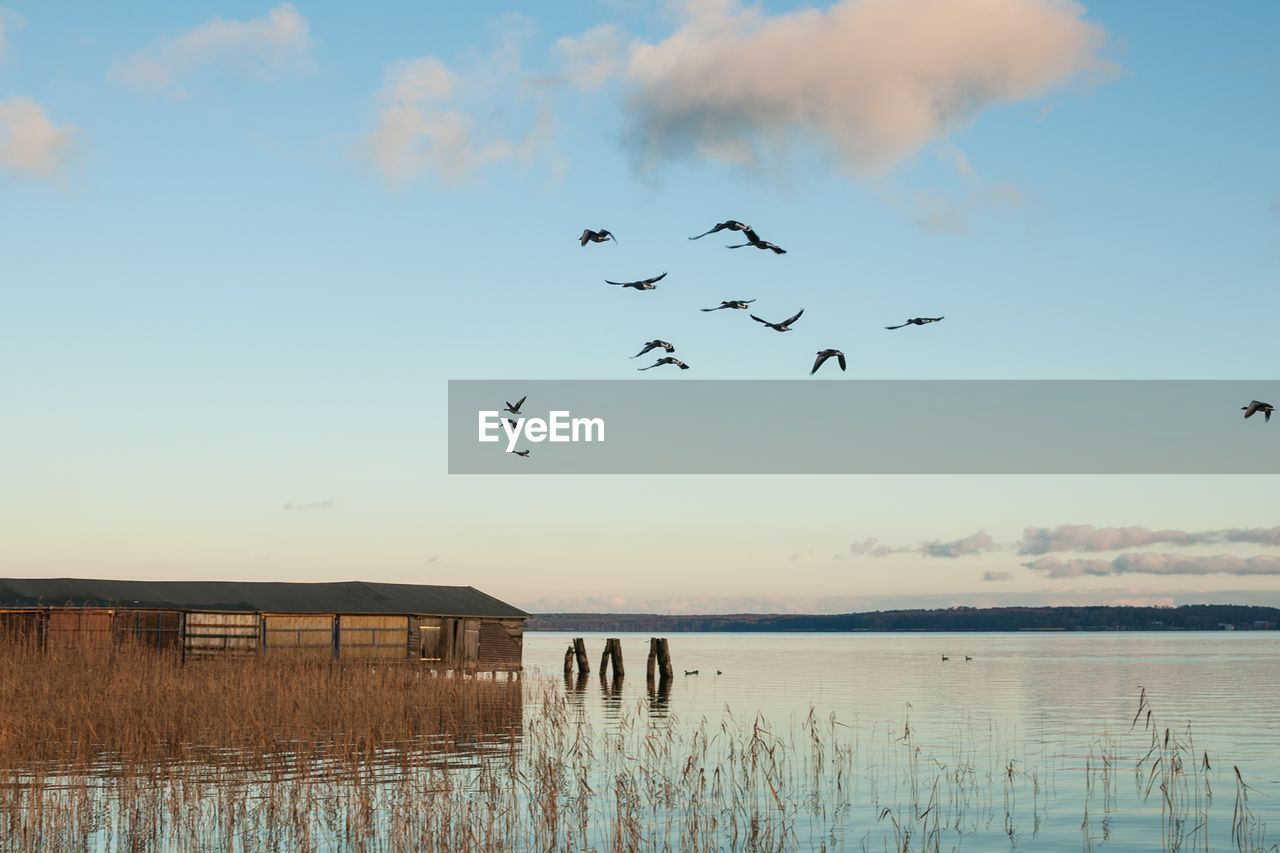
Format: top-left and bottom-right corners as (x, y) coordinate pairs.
(922, 530), (998, 558)
(848, 530), (1000, 558)
(1024, 552), (1280, 579)
(0, 97), (77, 181)
(109, 4), (314, 95)
(983, 571), (1013, 582)
(1020, 524), (1280, 555)
(618, 0), (1108, 174)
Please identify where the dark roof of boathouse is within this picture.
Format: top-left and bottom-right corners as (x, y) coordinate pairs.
(0, 578), (527, 618)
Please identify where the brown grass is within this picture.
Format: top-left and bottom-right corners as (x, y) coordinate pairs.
(0, 642), (521, 772)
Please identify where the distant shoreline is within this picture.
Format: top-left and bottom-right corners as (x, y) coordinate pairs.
(526, 604), (1280, 633)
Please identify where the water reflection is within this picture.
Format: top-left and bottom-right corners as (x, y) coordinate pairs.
(645, 675), (672, 718)
(563, 672), (590, 716)
(599, 672), (625, 720)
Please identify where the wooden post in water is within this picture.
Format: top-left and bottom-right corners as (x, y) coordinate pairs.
(600, 641), (612, 678)
(573, 637), (590, 675)
(563, 644), (575, 676)
(609, 638), (625, 678)
(657, 637), (673, 681)
(646, 637), (657, 684)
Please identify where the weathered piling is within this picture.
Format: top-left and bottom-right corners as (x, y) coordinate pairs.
(647, 637), (658, 684)
(573, 637), (589, 675)
(657, 637), (673, 681)
(564, 644), (575, 676)
(609, 638), (625, 677)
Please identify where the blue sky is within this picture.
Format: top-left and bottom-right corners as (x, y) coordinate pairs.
(2, 0), (1279, 612)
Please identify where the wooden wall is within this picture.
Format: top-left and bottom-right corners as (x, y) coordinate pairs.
(184, 612), (259, 655)
(263, 614), (333, 658)
(338, 615), (410, 659)
(0, 608), (523, 671)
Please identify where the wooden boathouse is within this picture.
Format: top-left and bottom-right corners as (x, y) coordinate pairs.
(0, 578), (526, 674)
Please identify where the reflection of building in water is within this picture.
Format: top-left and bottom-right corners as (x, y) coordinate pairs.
(0, 578), (526, 675)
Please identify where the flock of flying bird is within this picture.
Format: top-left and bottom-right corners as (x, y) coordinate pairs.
(582, 220), (946, 376)
(501, 222), (1272, 458)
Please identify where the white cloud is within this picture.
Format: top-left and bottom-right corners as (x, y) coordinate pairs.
(1024, 553), (1280, 578)
(848, 530), (1001, 558)
(982, 571), (1013, 582)
(1020, 524), (1280, 555)
(554, 24), (630, 91)
(0, 97), (77, 180)
(109, 4), (313, 94)
(619, 0), (1109, 173)
(360, 23), (553, 184)
(922, 530), (998, 558)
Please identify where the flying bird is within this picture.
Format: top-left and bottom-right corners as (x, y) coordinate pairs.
(1242, 400), (1274, 422)
(727, 235), (787, 254)
(632, 340), (675, 358)
(503, 395), (527, 415)
(506, 418), (518, 430)
(606, 272), (667, 290)
(701, 299), (755, 312)
(885, 316), (945, 330)
(580, 228), (616, 246)
(689, 220), (756, 241)
(638, 357), (689, 371)
(750, 308), (804, 332)
(810, 349), (846, 375)
(510, 449), (531, 458)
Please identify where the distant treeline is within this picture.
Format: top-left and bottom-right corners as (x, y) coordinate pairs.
(526, 605), (1280, 633)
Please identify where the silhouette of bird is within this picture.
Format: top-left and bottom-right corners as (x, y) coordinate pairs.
(506, 418), (518, 430)
(728, 235), (786, 254)
(941, 655), (949, 661)
(638, 357), (689, 371)
(965, 656), (973, 661)
(716, 670), (723, 675)
(511, 449), (530, 458)
(632, 340), (675, 358)
(580, 228), (616, 246)
(885, 316), (944, 330)
(689, 220), (756, 241)
(750, 308), (804, 332)
(811, 349), (846, 375)
(503, 395), (527, 415)
(701, 299), (755, 312)
(1242, 400), (1274, 422)
(606, 272), (667, 290)
(684, 669), (699, 675)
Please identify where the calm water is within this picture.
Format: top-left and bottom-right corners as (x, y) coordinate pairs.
(526, 631), (1280, 850)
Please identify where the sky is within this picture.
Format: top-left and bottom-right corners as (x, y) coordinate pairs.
(2, 0), (1279, 614)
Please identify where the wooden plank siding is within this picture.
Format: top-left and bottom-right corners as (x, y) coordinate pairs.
(47, 609), (113, 649)
(0, 611), (45, 647)
(337, 615), (411, 660)
(114, 610), (182, 650)
(263, 614), (334, 658)
(184, 612), (260, 655)
(0, 606), (523, 671)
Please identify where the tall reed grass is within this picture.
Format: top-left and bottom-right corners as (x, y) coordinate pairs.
(0, 645), (1272, 851)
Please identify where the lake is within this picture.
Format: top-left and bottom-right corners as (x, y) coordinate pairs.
(5, 632), (1277, 850)
(525, 630), (1280, 850)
